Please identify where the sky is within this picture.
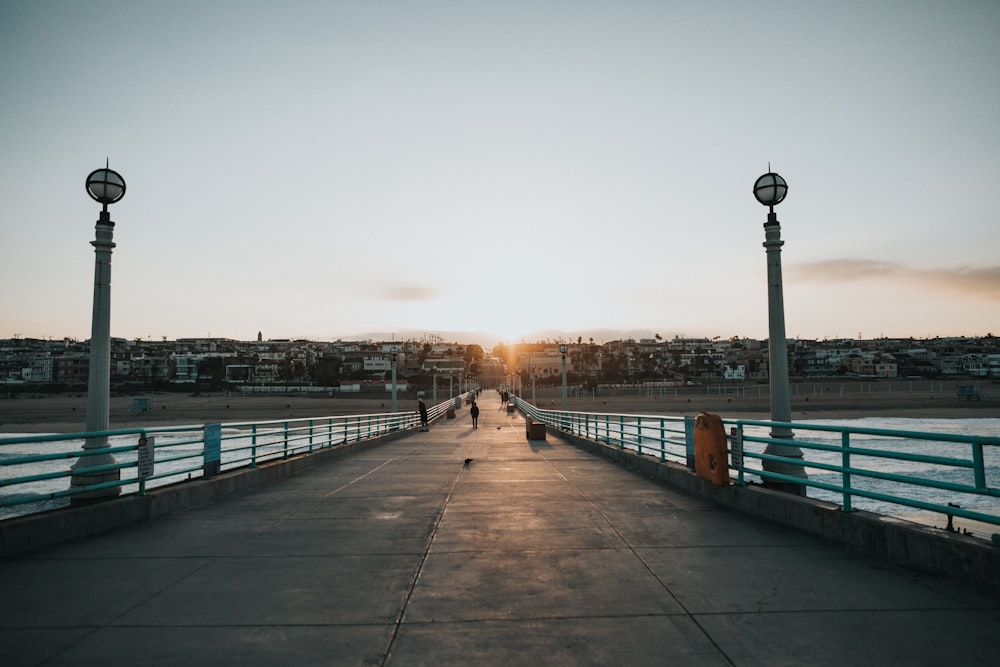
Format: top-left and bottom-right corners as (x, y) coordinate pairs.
(2, 1), (998, 347)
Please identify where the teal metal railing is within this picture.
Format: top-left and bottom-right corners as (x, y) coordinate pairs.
(0, 396), (463, 520)
(514, 397), (1000, 530)
(731, 419), (1000, 529)
(519, 399), (691, 463)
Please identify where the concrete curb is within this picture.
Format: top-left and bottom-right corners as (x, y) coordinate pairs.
(0, 429), (411, 559)
(556, 428), (1000, 593)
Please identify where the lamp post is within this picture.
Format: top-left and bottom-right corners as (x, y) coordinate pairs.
(753, 171), (807, 495)
(432, 365), (438, 405)
(70, 164), (126, 502)
(559, 344), (569, 411)
(389, 346), (398, 413)
(531, 363), (537, 404)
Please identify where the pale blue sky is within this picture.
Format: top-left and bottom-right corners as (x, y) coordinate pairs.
(2, 1), (998, 345)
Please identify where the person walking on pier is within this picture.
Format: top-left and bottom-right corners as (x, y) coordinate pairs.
(418, 396), (429, 431)
(470, 400), (480, 429)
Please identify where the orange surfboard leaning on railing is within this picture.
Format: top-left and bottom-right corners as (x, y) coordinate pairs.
(694, 412), (729, 486)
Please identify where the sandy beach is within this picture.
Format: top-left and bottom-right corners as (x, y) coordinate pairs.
(1, 382), (998, 434)
(0, 392), (407, 434)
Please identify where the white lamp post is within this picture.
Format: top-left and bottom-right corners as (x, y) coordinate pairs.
(753, 171), (807, 495)
(560, 344), (569, 411)
(70, 164), (126, 502)
(389, 346), (398, 413)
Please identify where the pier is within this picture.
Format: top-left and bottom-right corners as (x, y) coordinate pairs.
(2, 391), (999, 665)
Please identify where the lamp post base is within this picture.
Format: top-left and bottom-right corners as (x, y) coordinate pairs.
(761, 459), (808, 497)
(69, 452), (121, 504)
(762, 478), (808, 497)
(762, 438), (808, 497)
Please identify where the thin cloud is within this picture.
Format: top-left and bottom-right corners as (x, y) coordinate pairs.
(381, 286), (440, 302)
(789, 260), (1000, 300)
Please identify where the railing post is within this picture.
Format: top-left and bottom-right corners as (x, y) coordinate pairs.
(283, 421), (289, 458)
(309, 419), (314, 453)
(660, 418), (666, 462)
(684, 416), (696, 470)
(972, 441), (986, 490)
(251, 424), (258, 468)
(841, 431), (853, 512)
(204, 423), (222, 479)
(635, 416), (642, 455)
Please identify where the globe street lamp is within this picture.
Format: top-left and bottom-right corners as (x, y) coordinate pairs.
(753, 171), (807, 495)
(559, 344), (569, 411)
(70, 164), (126, 502)
(389, 347), (398, 413)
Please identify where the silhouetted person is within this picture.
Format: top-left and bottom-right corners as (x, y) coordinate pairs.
(418, 397), (429, 431)
(470, 400), (480, 428)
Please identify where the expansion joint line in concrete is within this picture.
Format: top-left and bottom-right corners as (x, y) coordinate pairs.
(536, 451), (737, 666)
(323, 457), (401, 499)
(380, 454), (470, 665)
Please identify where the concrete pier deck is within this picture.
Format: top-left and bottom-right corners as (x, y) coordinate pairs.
(2, 392), (999, 665)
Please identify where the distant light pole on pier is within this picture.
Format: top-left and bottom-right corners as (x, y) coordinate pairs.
(70, 163), (126, 503)
(753, 171), (807, 496)
(560, 344), (569, 411)
(389, 347), (398, 413)
(531, 363), (537, 405)
(432, 365), (438, 404)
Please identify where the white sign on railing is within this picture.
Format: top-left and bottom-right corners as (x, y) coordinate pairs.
(729, 427), (743, 469)
(137, 436), (155, 479)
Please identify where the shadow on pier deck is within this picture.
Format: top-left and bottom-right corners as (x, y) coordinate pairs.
(2, 392), (999, 665)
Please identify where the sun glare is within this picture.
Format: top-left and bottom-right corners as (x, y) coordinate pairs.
(484, 321), (534, 345)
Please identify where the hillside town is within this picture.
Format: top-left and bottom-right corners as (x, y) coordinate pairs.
(2, 333), (999, 394)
